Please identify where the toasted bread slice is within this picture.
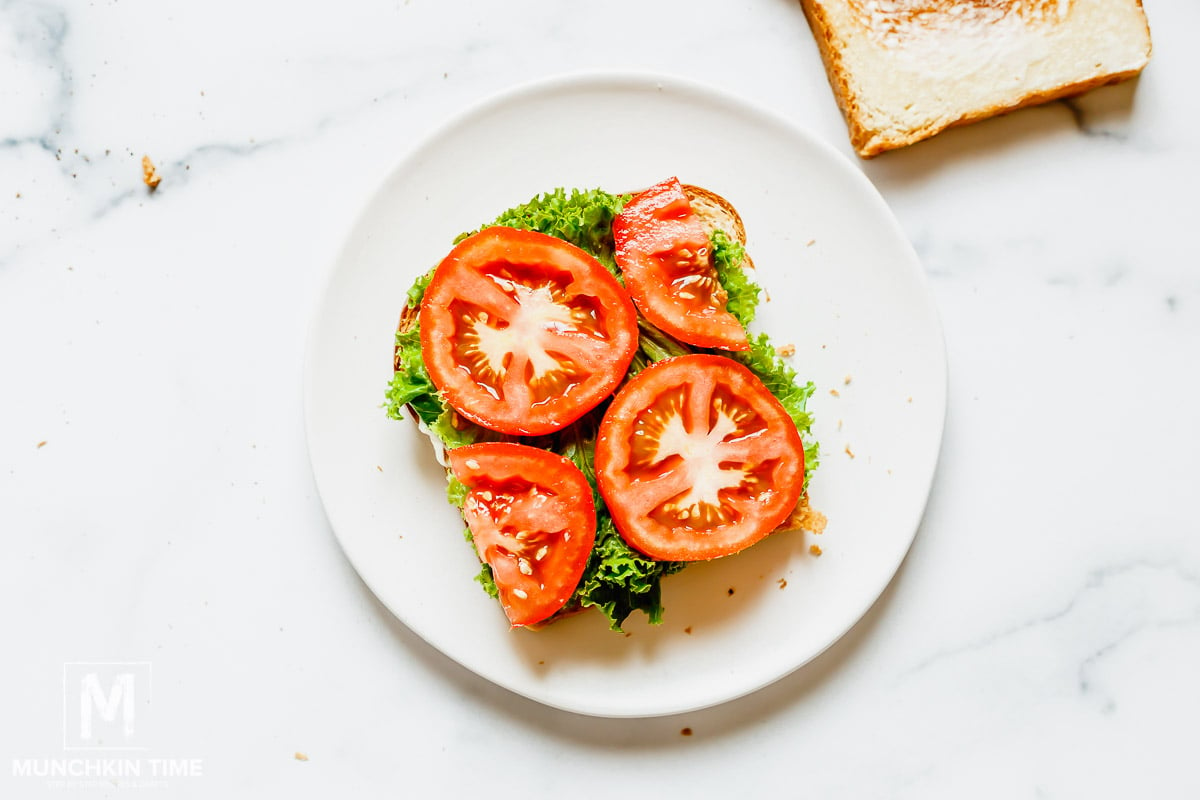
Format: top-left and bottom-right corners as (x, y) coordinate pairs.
(393, 183), (819, 628)
(799, 0), (1153, 157)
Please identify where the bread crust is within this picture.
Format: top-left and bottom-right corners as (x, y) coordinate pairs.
(798, 0), (1153, 158)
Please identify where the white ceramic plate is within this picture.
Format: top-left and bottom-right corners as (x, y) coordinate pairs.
(304, 73), (946, 718)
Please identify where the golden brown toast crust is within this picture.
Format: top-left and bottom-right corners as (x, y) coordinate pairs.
(798, 0), (1153, 158)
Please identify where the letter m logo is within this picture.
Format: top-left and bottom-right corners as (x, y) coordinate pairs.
(63, 663), (152, 750)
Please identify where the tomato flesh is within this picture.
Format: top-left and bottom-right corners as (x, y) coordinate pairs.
(448, 442), (596, 627)
(595, 355), (804, 561)
(420, 227), (638, 435)
(613, 178), (749, 351)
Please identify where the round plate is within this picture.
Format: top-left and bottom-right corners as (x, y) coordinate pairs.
(304, 72), (946, 717)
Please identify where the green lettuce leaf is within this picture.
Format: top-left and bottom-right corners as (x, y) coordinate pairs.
(559, 431), (684, 630)
(406, 268), (434, 308)
(385, 327), (442, 427)
(731, 333), (820, 486)
(710, 229), (760, 326)
(574, 514), (687, 630)
(474, 564), (500, 599)
(446, 476), (469, 508)
(386, 316), (482, 445)
(461, 187), (628, 274)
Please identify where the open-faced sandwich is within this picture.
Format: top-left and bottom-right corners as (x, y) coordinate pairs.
(385, 178), (822, 631)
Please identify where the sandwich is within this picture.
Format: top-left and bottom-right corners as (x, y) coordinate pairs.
(799, 0), (1153, 157)
(385, 178), (822, 630)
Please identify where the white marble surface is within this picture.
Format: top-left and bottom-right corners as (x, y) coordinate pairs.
(3, 0), (1198, 797)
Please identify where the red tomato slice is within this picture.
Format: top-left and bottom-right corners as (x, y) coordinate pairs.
(613, 178), (749, 351)
(595, 354), (804, 561)
(420, 227), (639, 436)
(448, 442), (596, 628)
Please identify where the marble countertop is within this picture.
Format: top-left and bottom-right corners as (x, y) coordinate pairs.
(3, 0), (1197, 797)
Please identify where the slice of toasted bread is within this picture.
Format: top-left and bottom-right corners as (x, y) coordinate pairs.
(393, 183), (819, 629)
(799, 0), (1153, 158)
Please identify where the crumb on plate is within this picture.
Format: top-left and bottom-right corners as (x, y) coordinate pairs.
(784, 496), (827, 534)
(809, 544), (823, 557)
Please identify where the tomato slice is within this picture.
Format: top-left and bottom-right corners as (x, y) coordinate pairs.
(448, 442), (596, 628)
(612, 178), (749, 351)
(595, 354), (804, 561)
(420, 227), (639, 436)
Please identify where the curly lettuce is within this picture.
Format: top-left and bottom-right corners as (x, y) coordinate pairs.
(557, 428), (685, 630)
(732, 334), (819, 487)
(459, 187), (628, 274)
(710, 229), (761, 326)
(385, 325), (481, 447)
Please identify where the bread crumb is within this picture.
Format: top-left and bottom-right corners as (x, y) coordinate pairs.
(681, 727), (693, 736)
(727, 587), (735, 596)
(141, 155), (162, 190)
(784, 496), (827, 534)
(844, 375), (852, 385)
(294, 752), (308, 762)
(829, 388), (840, 398)
(837, 419), (843, 431)
(845, 443), (855, 459)
(36, 440), (47, 449)
(624, 632), (632, 638)
(538, 660), (545, 665)
(683, 626), (693, 634)
(907, 396), (913, 403)
(777, 578), (788, 589)
(806, 239), (816, 247)
(776, 343), (795, 357)
(809, 544), (823, 557)
(376, 465), (383, 472)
